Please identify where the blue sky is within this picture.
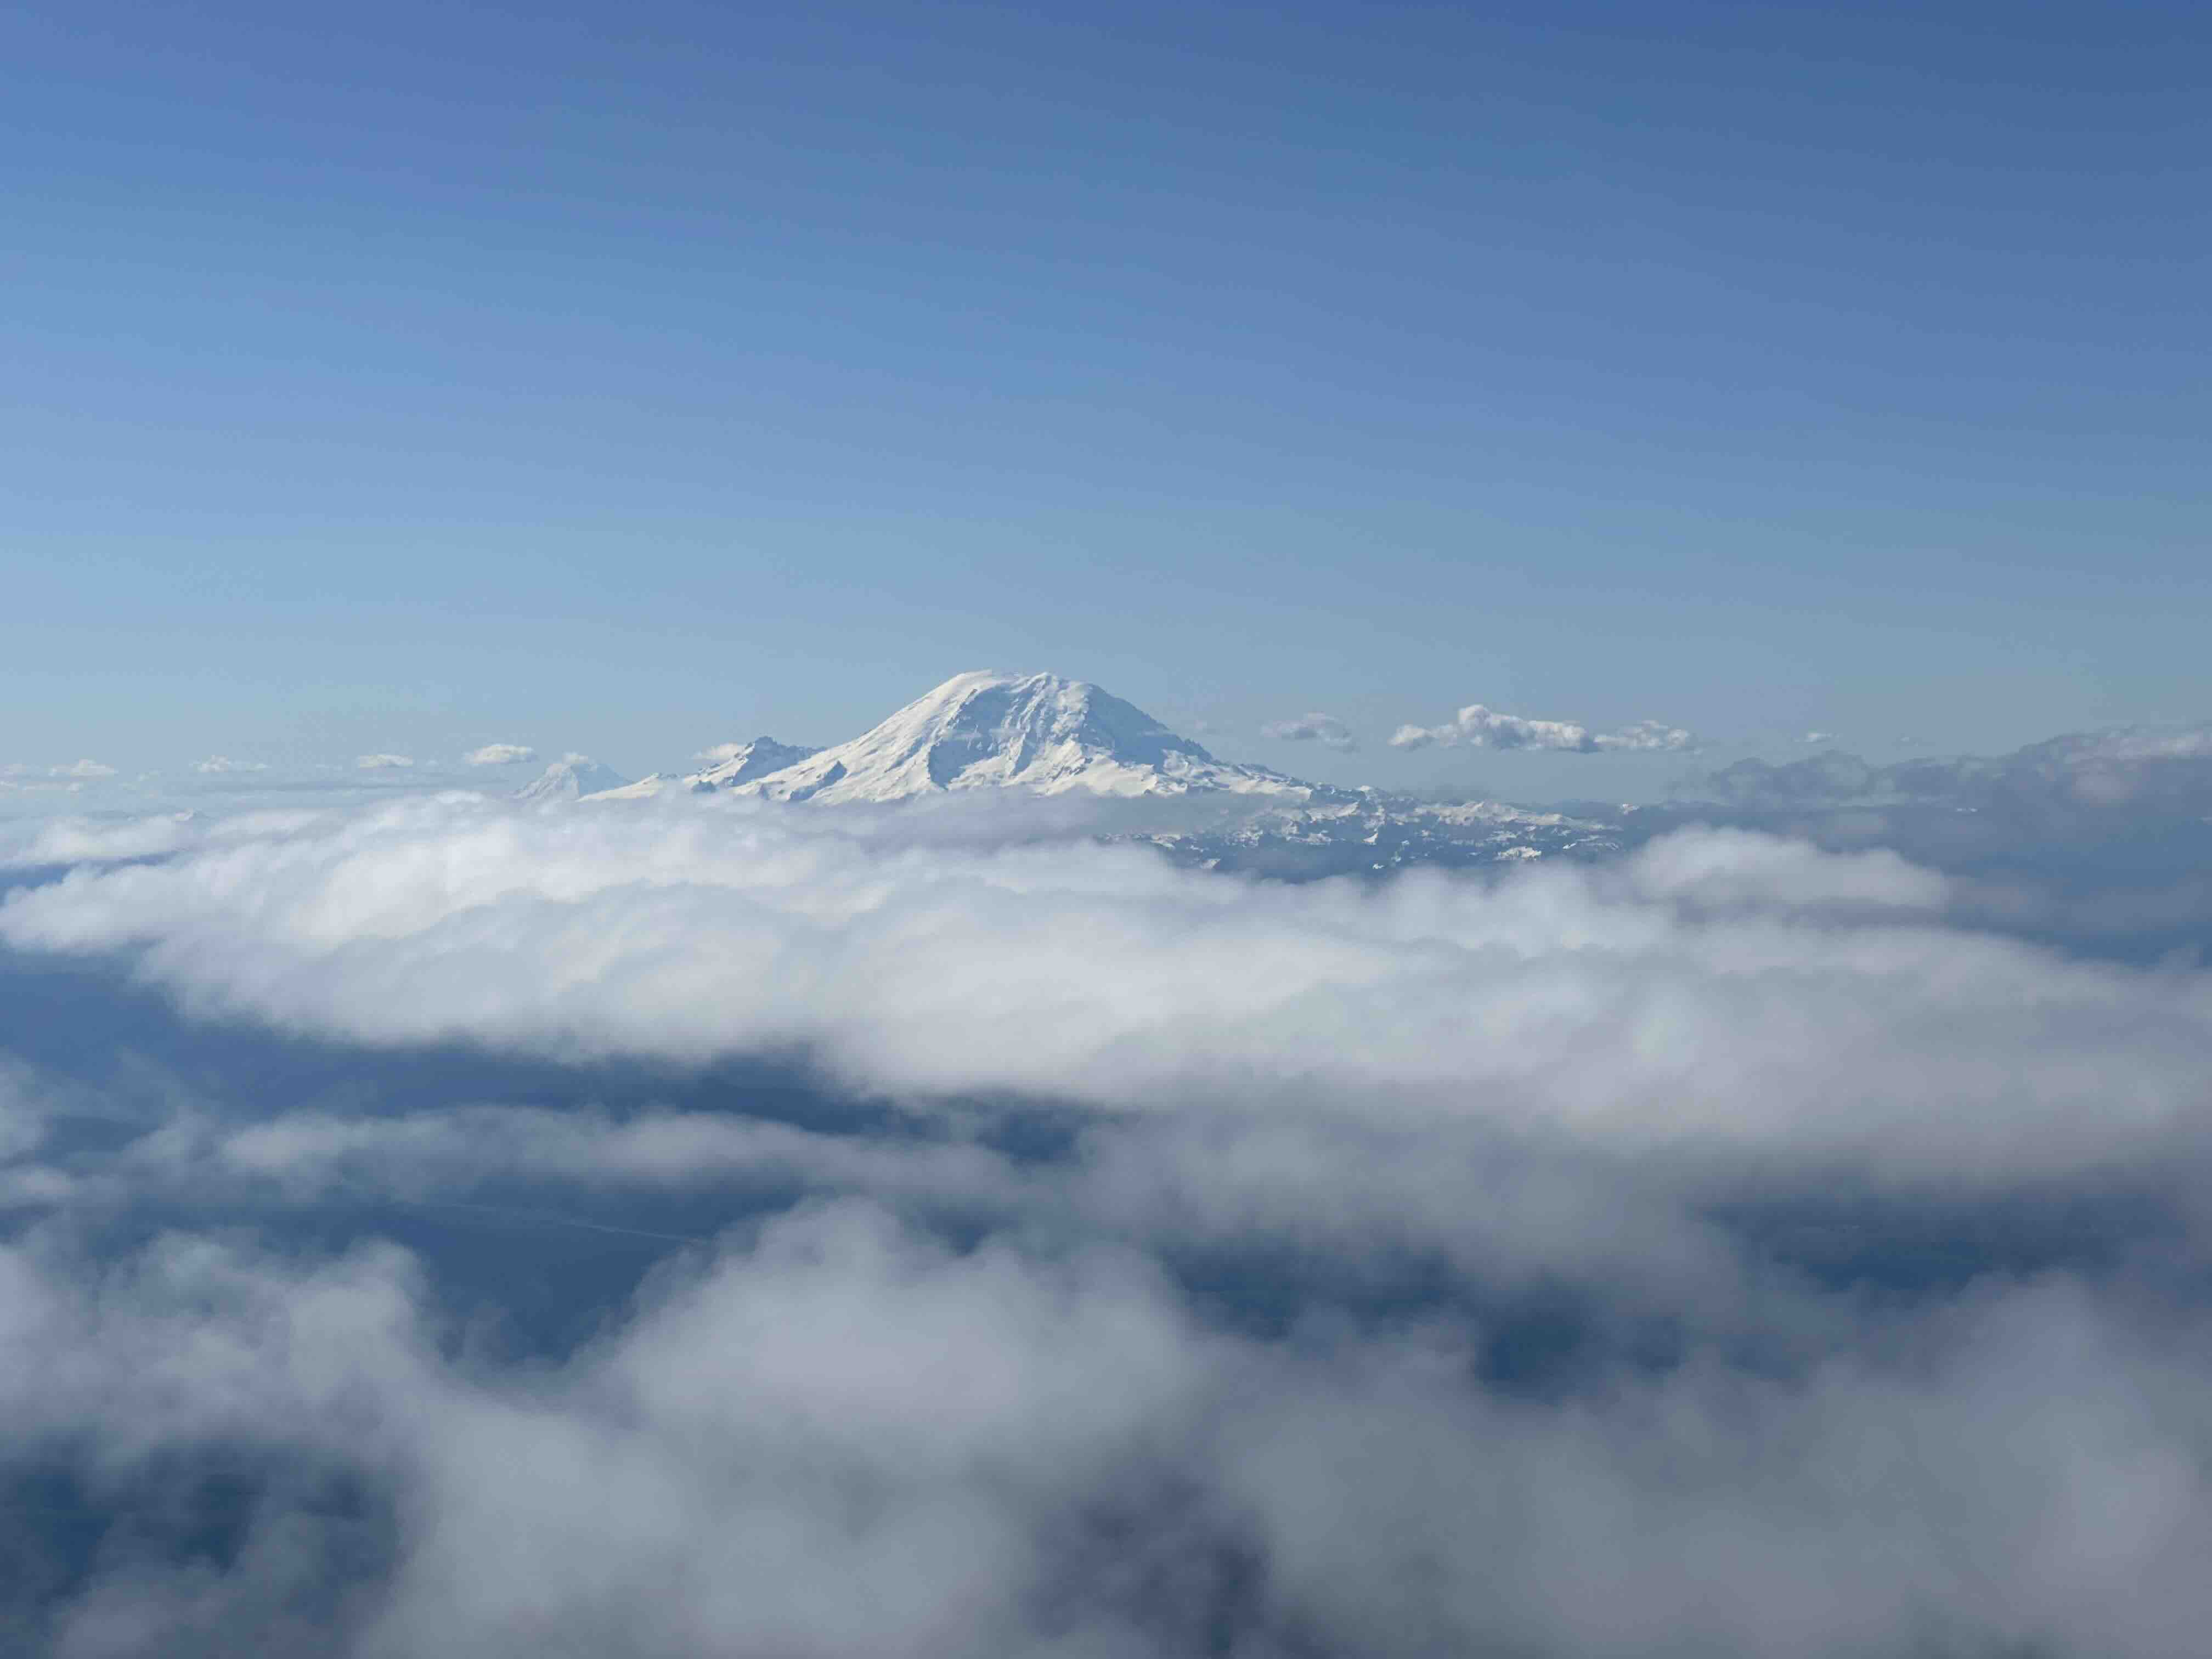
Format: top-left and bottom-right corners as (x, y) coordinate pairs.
(7, 0), (2208, 794)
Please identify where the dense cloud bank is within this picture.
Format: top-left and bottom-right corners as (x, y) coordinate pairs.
(5, 794), (2212, 1655)
(4, 798), (2206, 1169)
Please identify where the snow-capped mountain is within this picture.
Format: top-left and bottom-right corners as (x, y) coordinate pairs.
(575, 737), (823, 800)
(548, 670), (1624, 874)
(515, 754), (631, 802)
(732, 671), (1318, 804)
(690, 736), (822, 791)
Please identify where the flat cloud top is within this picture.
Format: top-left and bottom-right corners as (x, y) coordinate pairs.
(3, 794), (2204, 1176)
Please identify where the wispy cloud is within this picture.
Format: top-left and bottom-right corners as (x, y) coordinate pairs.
(1261, 712), (1357, 752)
(1, 759), (114, 793)
(355, 753), (416, 770)
(194, 755), (270, 774)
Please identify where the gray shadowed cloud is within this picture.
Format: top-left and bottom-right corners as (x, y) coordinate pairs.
(5, 1052), (2212, 1656)
(1261, 712), (1358, 751)
(1391, 703), (1695, 754)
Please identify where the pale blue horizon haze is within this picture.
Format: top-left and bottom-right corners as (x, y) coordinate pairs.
(7, 0), (2208, 799)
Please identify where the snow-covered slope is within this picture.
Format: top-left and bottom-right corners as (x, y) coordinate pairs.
(578, 773), (680, 801)
(689, 737), (821, 790)
(523, 673), (1621, 873)
(735, 672), (1317, 804)
(577, 737), (822, 800)
(515, 755), (631, 802)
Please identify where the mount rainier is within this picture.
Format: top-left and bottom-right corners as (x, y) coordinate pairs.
(535, 671), (1620, 875)
(719, 670), (1319, 804)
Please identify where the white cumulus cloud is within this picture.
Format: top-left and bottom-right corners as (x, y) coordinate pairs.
(355, 753), (416, 770)
(1391, 704), (1694, 754)
(194, 755), (270, 774)
(463, 743), (537, 767)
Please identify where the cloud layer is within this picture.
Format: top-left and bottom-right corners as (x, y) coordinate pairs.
(3, 795), (2206, 1172)
(5, 792), (2212, 1655)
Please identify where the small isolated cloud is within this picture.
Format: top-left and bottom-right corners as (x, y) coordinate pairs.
(194, 756), (270, 774)
(695, 741), (751, 764)
(464, 743), (537, 767)
(1390, 704), (1694, 754)
(51, 759), (117, 779)
(1261, 713), (1357, 752)
(356, 753), (416, 771)
(1801, 732), (1835, 745)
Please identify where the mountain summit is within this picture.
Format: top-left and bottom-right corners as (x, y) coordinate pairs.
(691, 736), (821, 790)
(732, 670), (1312, 804)
(516, 754), (631, 802)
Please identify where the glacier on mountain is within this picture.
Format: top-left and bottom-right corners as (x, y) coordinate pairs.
(691, 736), (822, 789)
(556, 671), (1619, 873)
(727, 670), (1319, 804)
(586, 736), (825, 801)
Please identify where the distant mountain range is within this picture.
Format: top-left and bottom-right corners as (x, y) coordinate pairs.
(515, 670), (1618, 874)
(511, 670), (2212, 888)
(1677, 725), (2212, 821)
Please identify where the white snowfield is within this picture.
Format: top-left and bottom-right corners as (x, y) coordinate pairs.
(690, 736), (822, 790)
(602, 670), (1324, 805)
